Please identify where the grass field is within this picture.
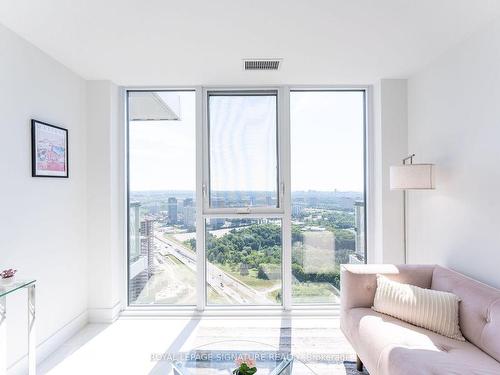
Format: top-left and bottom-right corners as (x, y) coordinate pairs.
(217, 264), (281, 291)
(292, 282), (340, 304)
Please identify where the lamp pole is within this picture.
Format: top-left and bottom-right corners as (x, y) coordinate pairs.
(402, 154), (415, 264)
(390, 154), (434, 264)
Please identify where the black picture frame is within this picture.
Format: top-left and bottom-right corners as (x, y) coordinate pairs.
(31, 119), (69, 178)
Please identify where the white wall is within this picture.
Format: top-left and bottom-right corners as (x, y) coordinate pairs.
(0, 24), (88, 372)
(372, 79), (408, 264)
(408, 17), (500, 289)
(86, 81), (124, 322)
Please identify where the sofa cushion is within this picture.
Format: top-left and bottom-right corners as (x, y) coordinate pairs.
(431, 266), (500, 362)
(345, 307), (500, 375)
(340, 264), (435, 312)
(373, 275), (464, 340)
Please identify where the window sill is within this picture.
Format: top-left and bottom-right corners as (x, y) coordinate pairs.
(120, 305), (340, 318)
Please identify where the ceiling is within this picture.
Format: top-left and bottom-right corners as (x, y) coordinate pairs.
(1, 0), (499, 85)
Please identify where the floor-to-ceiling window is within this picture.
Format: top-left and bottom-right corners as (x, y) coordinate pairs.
(290, 90), (366, 304)
(204, 91), (282, 306)
(126, 87), (366, 308)
(127, 90), (197, 305)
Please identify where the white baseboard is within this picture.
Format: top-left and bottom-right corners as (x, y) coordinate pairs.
(88, 301), (121, 323)
(7, 310), (88, 375)
(120, 306), (341, 318)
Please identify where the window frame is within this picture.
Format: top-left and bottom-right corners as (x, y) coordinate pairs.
(288, 87), (369, 305)
(202, 88), (285, 216)
(123, 85), (371, 313)
(125, 88), (199, 308)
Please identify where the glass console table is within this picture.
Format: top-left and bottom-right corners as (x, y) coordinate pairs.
(170, 340), (314, 375)
(0, 279), (36, 375)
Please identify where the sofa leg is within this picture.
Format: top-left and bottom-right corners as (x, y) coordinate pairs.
(356, 355), (363, 372)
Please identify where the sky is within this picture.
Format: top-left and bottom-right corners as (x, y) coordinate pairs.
(129, 90), (364, 192)
(290, 91), (364, 191)
(209, 94), (277, 193)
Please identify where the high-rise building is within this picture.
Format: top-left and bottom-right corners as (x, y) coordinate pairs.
(129, 202), (141, 261)
(182, 198), (195, 228)
(128, 262), (149, 302)
(140, 219), (155, 277)
(292, 198), (306, 217)
(129, 201), (148, 302)
(168, 197), (178, 224)
(353, 200), (365, 262)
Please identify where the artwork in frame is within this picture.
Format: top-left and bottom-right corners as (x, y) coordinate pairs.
(31, 119), (69, 178)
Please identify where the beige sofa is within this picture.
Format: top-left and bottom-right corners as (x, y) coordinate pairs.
(340, 264), (500, 374)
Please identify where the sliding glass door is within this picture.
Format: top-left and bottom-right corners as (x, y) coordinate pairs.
(126, 87), (366, 308)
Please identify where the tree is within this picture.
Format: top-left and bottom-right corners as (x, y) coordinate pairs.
(257, 265), (269, 280)
(206, 223), (282, 267)
(291, 224), (304, 242)
(240, 262), (249, 276)
(334, 229), (355, 250)
(184, 238), (196, 251)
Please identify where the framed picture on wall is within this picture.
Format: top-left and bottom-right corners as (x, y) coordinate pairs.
(31, 119), (69, 178)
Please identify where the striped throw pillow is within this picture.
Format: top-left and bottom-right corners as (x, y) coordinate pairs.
(372, 274), (465, 341)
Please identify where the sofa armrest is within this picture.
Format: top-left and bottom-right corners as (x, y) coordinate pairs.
(340, 264), (436, 312)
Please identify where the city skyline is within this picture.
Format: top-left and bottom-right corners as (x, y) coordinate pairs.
(127, 90), (366, 306)
(128, 188), (366, 305)
(129, 188), (364, 193)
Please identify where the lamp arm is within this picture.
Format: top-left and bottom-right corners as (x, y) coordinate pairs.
(402, 153), (416, 165)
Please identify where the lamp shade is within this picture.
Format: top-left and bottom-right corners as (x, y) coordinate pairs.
(390, 164), (435, 190)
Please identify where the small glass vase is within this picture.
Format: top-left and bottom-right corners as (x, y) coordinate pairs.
(0, 276), (16, 286)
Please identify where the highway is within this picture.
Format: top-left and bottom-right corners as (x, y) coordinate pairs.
(154, 234), (275, 305)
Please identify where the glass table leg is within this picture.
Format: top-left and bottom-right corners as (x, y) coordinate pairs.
(28, 285), (36, 375)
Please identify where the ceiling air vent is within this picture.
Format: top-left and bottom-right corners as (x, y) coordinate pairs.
(243, 59), (282, 71)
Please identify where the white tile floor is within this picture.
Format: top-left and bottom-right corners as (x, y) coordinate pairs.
(38, 316), (359, 375)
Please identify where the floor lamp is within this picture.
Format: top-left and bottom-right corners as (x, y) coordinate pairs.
(390, 154), (435, 264)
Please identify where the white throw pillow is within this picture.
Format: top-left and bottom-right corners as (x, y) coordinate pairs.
(372, 274), (465, 341)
